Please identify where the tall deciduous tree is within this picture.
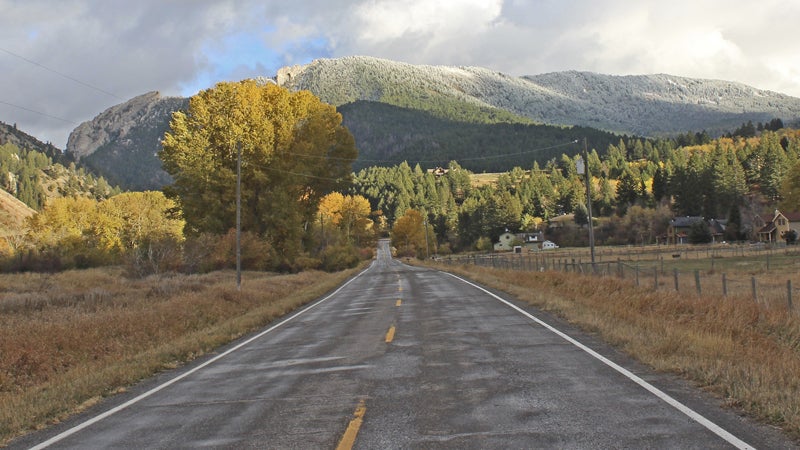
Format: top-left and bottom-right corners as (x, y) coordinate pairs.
(391, 209), (432, 258)
(160, 81), (356, 262)
(318, 192), (373, 244)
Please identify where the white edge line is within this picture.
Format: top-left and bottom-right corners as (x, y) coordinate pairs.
(442, 271), (755, 450)
(28, 266), (373, 450)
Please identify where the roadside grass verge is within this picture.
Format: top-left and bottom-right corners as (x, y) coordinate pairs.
(434, 263), (800, 442)
(0, 265), (363, 445)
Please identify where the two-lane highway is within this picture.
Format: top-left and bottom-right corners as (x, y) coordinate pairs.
(14, 240), (792, 448)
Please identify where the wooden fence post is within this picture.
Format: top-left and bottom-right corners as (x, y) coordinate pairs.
(752, 277), (758, 303)
(788, 280), (793, 312)
(694, 269), (701, 295)
(722, 273), (727, 297)
(674, 269), (679, 291)
(654, 267), (658, 291)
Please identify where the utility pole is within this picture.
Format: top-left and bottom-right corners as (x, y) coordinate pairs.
(583, 138), (596, 264)
(423, 217), (430, 259)
(236, 141), (242, 290)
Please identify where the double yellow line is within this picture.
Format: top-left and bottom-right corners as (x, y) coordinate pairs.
(338, 292), (404, 449)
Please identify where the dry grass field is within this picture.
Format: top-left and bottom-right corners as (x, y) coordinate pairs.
(0, 266), (363, 445)
(433, 260), (800, 442)
(455, 244), (800, 311)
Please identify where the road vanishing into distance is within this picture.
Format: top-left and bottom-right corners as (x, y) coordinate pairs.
(13, 240), (795, 449)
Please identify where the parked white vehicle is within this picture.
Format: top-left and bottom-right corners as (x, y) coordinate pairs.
(541, 240), (559, 250)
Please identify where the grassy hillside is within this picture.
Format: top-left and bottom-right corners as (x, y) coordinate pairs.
(0, 189), (34, 241)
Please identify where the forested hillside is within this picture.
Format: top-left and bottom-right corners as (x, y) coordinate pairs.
(340, 101), (623, 172)
(0, 121), (66, 164)
(351, 128), (800, 253)
(0, 142), (118, 210)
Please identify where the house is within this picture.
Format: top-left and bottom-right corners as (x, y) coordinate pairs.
(667, 216), (704, 244)
(547, 214), (574, 229)
(707, 219), (727, 243)
(519, 232), (544, 250)
(757, 209), (800, 242)
(668, 216), (728, 244)
(493, 232), (516, 251)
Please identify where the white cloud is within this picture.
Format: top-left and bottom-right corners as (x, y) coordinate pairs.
(1, 0), (799, 147)
(353, 0), (502, 43)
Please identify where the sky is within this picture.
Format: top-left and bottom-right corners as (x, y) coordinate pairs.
(1, 0), (799, 148)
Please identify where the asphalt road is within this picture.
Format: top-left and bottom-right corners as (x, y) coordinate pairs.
(13, 240), (795, 449)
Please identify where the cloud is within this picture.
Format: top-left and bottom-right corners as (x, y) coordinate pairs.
(0, 0), (798, 148)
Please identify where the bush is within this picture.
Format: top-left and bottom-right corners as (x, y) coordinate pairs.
(181, 230), (273, 273)
(292, 255), (322, 272)
(320, 244), (360, 271)
(475, 236), (493, 252)
(436, 242), (453, 256)
(126, 237), (183, 278)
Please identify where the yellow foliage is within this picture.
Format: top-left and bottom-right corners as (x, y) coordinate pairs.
(318, 192), (374, 242)
(24, 192), (184, 259)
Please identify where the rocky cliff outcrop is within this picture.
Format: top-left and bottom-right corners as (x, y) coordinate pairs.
(66, 91), (186, 160)
(65, 92), (188, 190)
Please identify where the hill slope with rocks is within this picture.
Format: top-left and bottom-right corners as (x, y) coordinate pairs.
(66, 92), (188, 191)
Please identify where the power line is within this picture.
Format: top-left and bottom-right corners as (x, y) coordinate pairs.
(246, 161), (347, 183)
(229, 139), (578, 183)
(455, 140), (579, 161)
(283, 139), (580, 165)
(0, 46), (124, 101)
(0, 99), (77, 124)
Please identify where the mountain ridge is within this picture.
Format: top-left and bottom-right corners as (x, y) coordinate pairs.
(278, 56), (800, 135)
(58, 56), (800, 190)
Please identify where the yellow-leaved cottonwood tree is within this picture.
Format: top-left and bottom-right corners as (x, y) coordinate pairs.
(391, 209), (433, 258)
(24, 192), (183, 267)
(318, 192), (373, 244)
(160, 80), (357, 265)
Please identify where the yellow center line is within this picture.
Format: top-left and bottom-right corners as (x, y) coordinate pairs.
(395, 299), (402, 307)
(385, 325), (396, 343)
(336, 399), (366, 450)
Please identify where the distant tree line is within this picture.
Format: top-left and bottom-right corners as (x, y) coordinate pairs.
(351, 127), (800, 253)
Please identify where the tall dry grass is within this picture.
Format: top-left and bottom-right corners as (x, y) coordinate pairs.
(0, 266), (362, 445)
(438, 263), (800, 442)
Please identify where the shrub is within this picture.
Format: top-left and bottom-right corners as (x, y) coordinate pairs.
(291, 255), (322, 272)
(126, 237), (183, 278)
(320, 244), (360, 271)
(475, 236), (493, 252)
(181, 230), (273, 273)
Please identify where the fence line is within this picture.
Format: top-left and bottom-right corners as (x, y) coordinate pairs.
(438, 248), (797, 315)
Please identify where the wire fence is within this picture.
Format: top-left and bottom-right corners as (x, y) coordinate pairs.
(437, 244), (798, 315)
